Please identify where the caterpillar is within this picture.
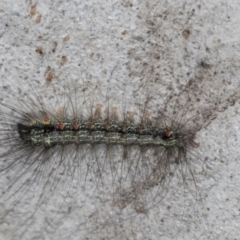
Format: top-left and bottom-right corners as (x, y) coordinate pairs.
(0, 72), (238, 240)
(0, 78), (202, 239)
(1, 0), (240, 239)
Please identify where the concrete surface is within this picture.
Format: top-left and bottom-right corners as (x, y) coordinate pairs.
(0, 0), (240, 239)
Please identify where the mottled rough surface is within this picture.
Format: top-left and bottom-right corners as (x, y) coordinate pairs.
(0, 0), (240, 239)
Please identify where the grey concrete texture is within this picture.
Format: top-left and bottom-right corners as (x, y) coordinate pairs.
(0, 0), (240, 239)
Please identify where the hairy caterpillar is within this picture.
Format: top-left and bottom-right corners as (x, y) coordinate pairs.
(1, 0), (240, 239)
(0, 73), (238, 240)
(0, 78), (203, 239)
